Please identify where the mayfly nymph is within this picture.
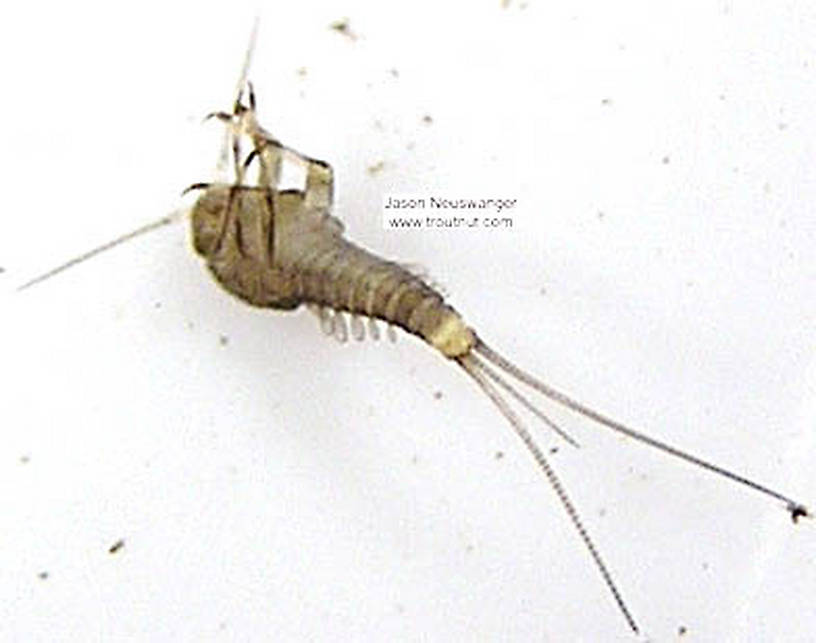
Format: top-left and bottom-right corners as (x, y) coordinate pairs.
(18, 63), (810, 637)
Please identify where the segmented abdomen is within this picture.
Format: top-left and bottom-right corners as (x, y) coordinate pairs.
(293, 235), (475, 358)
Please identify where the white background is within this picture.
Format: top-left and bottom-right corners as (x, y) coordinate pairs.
(1, 2), (815, 641)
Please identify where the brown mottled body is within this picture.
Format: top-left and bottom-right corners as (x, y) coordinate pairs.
(189, 115), (474, 358)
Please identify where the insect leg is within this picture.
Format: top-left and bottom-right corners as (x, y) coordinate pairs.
(303, 157), (334, 212)
(213, 17), (259, 181)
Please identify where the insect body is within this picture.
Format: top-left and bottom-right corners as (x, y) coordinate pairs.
(189, 113), (475, 359)
(183, 87), (809, 633)
(19, 78), (810, 636)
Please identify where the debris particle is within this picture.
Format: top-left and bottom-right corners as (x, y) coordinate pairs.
(678, 625), (688, 636)
(108, 539), (125, 554)
(601, 97), (612, 106)
(433, 390), (443, 400)
(549, 446), (559, 455)
(219, 334), (229, 346)
(597, 210), (605, 220)
(296, 66), (308, 77)
(388, 68), (399, 78)
(367, 160), (386, 175)
(661, 155), (670, 164)
(329, 18), (357, 41)
(154, 301), (162, 309)
(38, 571), (49, 580)
(20, 454), (30, 464)
(421, 114), (433, 125)
(495, 451), (504, 460)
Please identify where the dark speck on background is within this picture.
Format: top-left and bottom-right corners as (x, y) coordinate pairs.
(329, 18), (357, 41)
(37, 571), (49, 580)
(367, 161), (385, 176)
(108, 539), (125, 554)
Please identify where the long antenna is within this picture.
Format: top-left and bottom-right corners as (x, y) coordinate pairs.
(18, 19), (262, 293)
(17, 210), (184, 291)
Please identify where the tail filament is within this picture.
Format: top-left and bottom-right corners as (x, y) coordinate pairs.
(457, 336), (810, 632)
